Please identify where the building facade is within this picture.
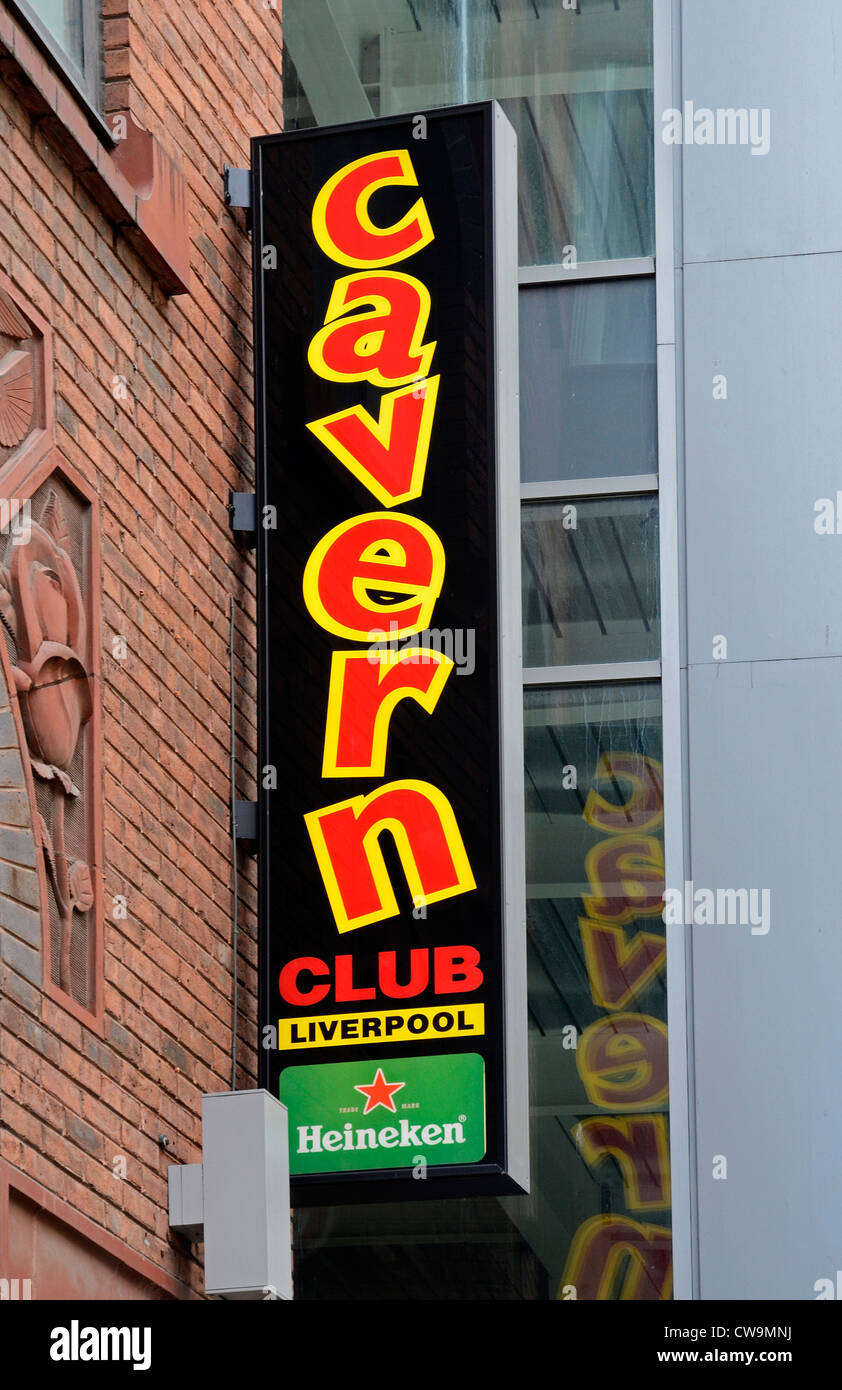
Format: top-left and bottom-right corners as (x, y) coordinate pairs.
(281, 0), (842, 1303)
(0, 0), (274, 1298)
(284, 0), (664, 1302)
(1, 0), (839, 1304)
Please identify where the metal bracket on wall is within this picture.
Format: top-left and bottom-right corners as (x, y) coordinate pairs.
(168, 1091), (292, 1299)
(223, 166), (251, 232)
(233, 799), (258, 851)
(223, 166), (251, 208)
(228, 491), (257, 548)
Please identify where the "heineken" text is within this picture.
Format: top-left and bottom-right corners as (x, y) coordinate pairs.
(297, 1118), (465, 1153)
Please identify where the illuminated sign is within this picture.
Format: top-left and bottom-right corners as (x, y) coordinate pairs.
(252, 105), (526, 1202)
(281, 1053), (486, 1175)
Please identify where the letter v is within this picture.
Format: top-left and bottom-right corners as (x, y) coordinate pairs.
(307, 376), (440, 507)
(579, 917), (666, 1011)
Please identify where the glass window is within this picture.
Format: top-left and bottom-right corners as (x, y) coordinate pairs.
(522, 494), (660, 666)
(518, 681), (669, 1299)
(520, 277), (657, 482)
(13, 0), (102, 109)
(283, 0), (654, 265)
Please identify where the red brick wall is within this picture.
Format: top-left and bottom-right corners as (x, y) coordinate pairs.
(0, 0), (283, 1295)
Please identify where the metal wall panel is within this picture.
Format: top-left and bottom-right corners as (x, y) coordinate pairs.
(683, 253), (842, 666)
(681, 0), (842, 263)
(687, 660), (842, 1299)
(676, 0), (842, 1300)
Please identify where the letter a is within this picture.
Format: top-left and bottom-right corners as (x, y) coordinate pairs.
(308, 272), (435, 388)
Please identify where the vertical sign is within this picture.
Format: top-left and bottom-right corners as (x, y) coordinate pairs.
(252, 104), (526, 1202)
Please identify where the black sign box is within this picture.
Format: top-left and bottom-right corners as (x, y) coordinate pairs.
(252, 104), (526, 1204)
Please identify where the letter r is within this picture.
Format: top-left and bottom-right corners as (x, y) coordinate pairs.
(323, 648), (453, 777)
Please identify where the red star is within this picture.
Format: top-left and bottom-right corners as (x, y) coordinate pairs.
(354, 1067), (405, 1115)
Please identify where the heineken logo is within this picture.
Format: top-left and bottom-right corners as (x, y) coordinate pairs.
(354, 1067), (405, 1113)
(281, 1052), (486, 1175)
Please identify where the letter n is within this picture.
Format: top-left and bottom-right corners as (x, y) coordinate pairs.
(305, 780), (476, 932)
(558, 1215), (672, 1300)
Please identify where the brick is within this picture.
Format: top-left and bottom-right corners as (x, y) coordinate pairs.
(0, 822), (37, 869)
(0, 930), (41, 986)
(0, 963), (41, 1015)
(0, 787), (30, 826)
(83, 1034), (123, 1079)
(0, 895), (40, 946)
(41, 1061), (82, 1113)
(0, 861), (39, 910)
(0, 707), (17, 747)
(65, 1111), (104, 1158)
(0, 749), (24, 787)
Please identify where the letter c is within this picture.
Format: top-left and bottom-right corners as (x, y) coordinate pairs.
(279, 957), (331, 1006)
(312, 150), (434, 268)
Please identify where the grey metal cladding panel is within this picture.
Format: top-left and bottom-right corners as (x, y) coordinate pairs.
(683, 253), (842, 667)
(202, 1091), (290, 1297)
(681, 0), (842, 262)
(688, 659), (842, 1300)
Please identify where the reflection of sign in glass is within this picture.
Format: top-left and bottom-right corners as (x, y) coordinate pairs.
(253, 105), (525, 1201)
(282, 1053), (486, 1175)
(560, 751), (672, 1301)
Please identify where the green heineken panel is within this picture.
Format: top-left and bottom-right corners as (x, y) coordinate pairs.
(281, 1053), (486, 1176)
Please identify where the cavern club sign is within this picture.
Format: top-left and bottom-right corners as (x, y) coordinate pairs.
(252, 104), (527, 1202)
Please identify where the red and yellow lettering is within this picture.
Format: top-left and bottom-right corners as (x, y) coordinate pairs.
(434, 945), (483, 994)
(582, 834), (665, 925)
(277, 945), (483, 1006)
(583, 752), (664, 835)
(307, 376), (440, 509)
(378, 948), (429, 999)
(308, 272), (435, 388)
(312, 150), (434, 269)
(305, 779), (476, 934)
(278, 957), (331, 1006)
(323, 648), (453, 778)
(579, 918), (666, 1011)
(577, 1116), (671, 1211)
(559, 1215), (672, 1301)
(334, 954), (376, 1002)
(303, 512), (445, 642)
(577, 1013), (668, 1110)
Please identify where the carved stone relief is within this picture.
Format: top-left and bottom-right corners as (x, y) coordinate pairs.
(0, 279), (98, 1018)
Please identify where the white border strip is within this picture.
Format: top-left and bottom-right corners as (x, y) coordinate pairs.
(654, 0), (696, 1301)
(519, 257), (655, 285)
(493, 103), (530, 1197)
(521, 474), (658, 501)
(523, 661), (661, 687)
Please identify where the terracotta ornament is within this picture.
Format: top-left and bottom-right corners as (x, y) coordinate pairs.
(0, 490), (93, 993)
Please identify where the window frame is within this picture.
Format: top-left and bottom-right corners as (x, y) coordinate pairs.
(519, 257), (659, 688)
(519, 255), (667, 1287)
(6, 0), (109, 139)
